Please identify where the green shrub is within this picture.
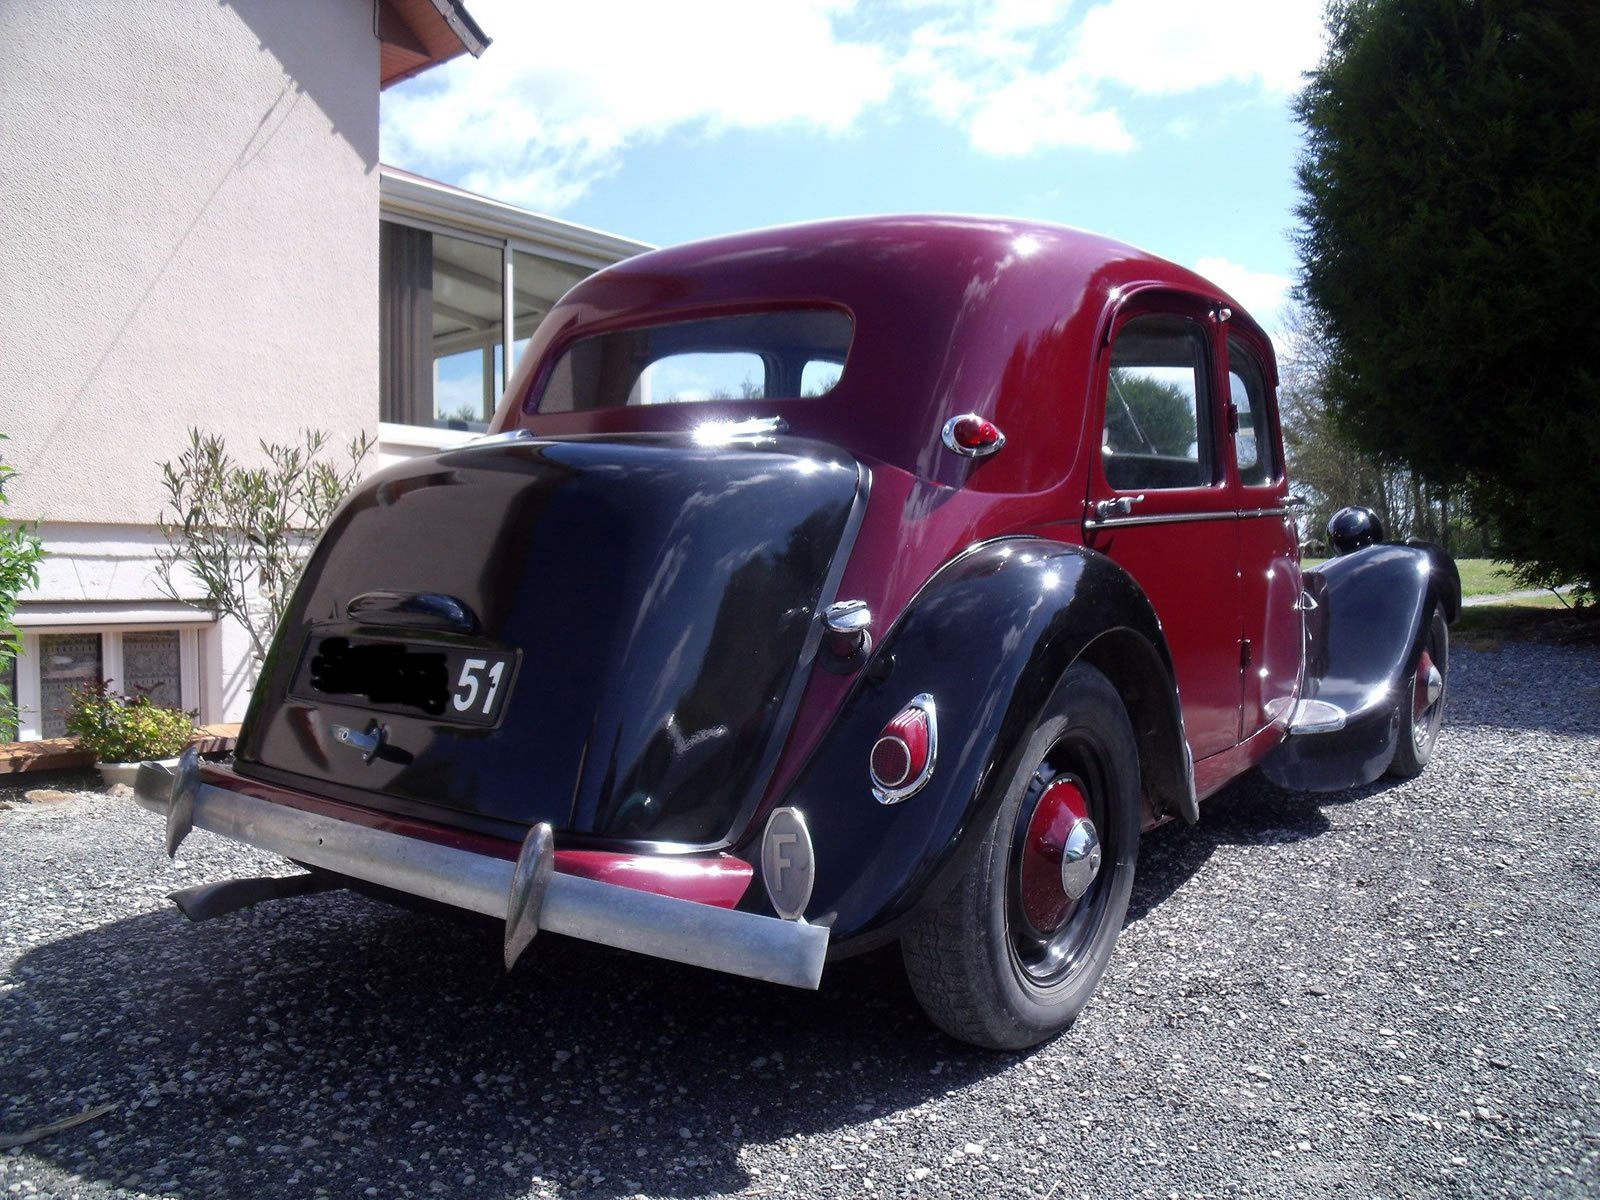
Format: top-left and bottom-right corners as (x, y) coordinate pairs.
(64, 680), (194, 763)
(1, 433), (46, 739)
(156, 428), (371, 665)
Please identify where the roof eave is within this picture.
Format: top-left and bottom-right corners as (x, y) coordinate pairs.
(378, 0), (490, 91)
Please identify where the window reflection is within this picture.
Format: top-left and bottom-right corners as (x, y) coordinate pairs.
(380, 225), (597, 432)
(39, 632), (101, 738)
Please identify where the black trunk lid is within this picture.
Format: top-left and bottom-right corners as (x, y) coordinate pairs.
(234, 433), (865, 846)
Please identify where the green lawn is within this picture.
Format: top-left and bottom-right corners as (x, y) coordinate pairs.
(1307, 556), (1518, 597)
(1453, 558), (1520, 597)
(1454, 596), (1595, 647)
(1305, 555), (1592, 645)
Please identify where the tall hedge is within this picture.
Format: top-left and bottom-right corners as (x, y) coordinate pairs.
(1294, 0), (1600, 594)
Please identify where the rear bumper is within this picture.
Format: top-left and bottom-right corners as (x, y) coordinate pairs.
(135, 753), (828, 990)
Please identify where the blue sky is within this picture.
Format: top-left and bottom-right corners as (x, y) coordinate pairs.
(381, 0), (1328, 343)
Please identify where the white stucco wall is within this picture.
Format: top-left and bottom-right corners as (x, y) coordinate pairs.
(0, 0), (380, 528)
(0, 0), (382, 728)
(11, 525), (288, 732)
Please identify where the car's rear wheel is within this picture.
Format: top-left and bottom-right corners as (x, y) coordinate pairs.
(900, 662), (1140, 1050)
(1388, 610), (1448, 779)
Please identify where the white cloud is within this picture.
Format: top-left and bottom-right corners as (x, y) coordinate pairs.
(1073, 0), (1327, 96)
(1194, 256), (1293, 339)
(894, 1), (1133, 157)
(383, 0), (893, 210)
(381, 0), (1327, 208)
(893, 0), (1324, 156)
(965, 71), (1134, 155)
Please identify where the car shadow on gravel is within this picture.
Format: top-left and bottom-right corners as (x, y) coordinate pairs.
(2, 772), (1404, 1198)
(1125, 768), (1388, 924)
(2, 887), (1012, 1198)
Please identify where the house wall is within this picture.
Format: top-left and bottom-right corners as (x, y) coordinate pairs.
(0, 0), (380, 526)
(0, 0), (381, 727)
(13, 526), (257, 733)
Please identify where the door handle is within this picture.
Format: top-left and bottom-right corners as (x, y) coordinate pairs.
(347, 590), (478, 634)
(1093, 494), (1145, 521)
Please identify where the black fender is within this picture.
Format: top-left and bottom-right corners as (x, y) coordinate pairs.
(1260, 541), (1458, 792)
(743, 538), (1195, 956)
(1405, 538), (1462, 622)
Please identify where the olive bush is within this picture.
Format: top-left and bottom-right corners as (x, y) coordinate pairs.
(155, 428), (371, 664)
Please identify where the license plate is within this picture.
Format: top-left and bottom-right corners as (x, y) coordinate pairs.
(297, 636), (517, 728)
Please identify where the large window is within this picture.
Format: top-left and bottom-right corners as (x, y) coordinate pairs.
(381, 225), (502, 431)
(380, 221), (603, 432)
(536, 310), (853, 413)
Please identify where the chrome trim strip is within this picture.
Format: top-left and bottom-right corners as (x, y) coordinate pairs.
(465, 428), (535, 448)
(1237, 506), (1290, 520)
(1086, 510), (1237, 531)
(155, 781), (829, 990)
(1087, 506), (1290, 530)
(692, 416), (789, 446)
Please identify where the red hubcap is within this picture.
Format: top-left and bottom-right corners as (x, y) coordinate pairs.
(1019, 778), (1090, 934)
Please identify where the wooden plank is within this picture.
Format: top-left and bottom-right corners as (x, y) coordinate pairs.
(0, 738), (93, 775)
(0, 724), (242, 776)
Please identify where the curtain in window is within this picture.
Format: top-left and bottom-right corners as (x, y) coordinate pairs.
(122, 631), (182, 708)
(380, 221), (433, 425)
(38, 633), (102, 739)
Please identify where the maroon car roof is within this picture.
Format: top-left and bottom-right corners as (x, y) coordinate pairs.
(504, 215), (1257, 492)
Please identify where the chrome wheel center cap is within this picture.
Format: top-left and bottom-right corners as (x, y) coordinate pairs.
(1060, 818), (1102, 902)
(1424, 664), (1443, 708)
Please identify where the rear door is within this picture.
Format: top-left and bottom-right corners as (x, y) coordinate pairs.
(1084, 298), (1242, 761)
(1225, 328), (1302, 740)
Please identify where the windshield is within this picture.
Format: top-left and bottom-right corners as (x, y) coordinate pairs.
(534, 309), (853, 413)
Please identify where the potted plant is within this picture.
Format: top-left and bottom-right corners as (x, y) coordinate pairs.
(64, 679), (195, 788)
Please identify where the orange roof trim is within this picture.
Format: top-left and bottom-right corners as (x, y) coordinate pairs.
(378, 0), (489, 89)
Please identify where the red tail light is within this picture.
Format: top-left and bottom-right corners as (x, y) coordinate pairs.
(941, 414), (1006, 457)
(870, 693), (937, 804)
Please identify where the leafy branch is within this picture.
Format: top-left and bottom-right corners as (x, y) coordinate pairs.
(155, 429), (372, 665)
(1, 435), (46, 739)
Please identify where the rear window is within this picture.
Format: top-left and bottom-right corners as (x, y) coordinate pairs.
(534, 309), (852, 413)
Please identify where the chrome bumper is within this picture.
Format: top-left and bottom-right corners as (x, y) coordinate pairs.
(135, 753), (828, 990)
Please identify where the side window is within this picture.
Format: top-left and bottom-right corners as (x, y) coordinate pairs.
(1103, 313), (1213, 491)
(1226, 336), (1278, 486)
(800, 359), (843, 397)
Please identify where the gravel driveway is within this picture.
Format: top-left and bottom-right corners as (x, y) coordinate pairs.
(3, 641), (1597, 1200)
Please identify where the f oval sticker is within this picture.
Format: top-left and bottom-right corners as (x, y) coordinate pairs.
(760, 807), (816, 921)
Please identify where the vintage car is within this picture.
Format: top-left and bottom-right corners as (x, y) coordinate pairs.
(137, 216), (1459, 1050)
